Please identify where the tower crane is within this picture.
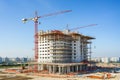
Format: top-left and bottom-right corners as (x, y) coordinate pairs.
(69, 24), (97, 31)
(22, 10), (72, 62)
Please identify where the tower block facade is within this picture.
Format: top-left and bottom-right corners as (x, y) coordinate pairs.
(36, 30), (94, 74)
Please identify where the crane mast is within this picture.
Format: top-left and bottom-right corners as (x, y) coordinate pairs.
(34, 11), (39, 62)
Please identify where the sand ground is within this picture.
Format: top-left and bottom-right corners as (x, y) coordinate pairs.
(0, 69), (120, 80)
(29, 73), (120, 80)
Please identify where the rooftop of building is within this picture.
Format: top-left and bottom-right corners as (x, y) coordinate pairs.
(38, 29), (95, 40)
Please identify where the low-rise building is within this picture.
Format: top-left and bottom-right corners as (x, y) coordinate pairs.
(109, 57), (119, 63)
(101, 57), (110, 63)
(92, 57), (120, 63)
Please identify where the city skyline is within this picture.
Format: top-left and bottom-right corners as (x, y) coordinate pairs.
(0, 0), (120, 57)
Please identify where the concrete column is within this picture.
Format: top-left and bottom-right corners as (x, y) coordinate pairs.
(64, 67), (66, 74)
(67, 66), (70, 73)
(80, 65), (82, 71)
(58, 66), (61, 74)
(78, 65), (80, 71)
(86, 65), (88, 70)
(49, 65), (52, 73)
(53, 65), (56, 73)
(81, 65), (83, 70)
(38, 64), (40, 71)
(76, 65), (78, 72)
(37, 64), (40, 70)
(65, 67), (67, 74)
(62, 66), (64, 74)
(46, 65), (48, 70)
(72, 66), (74, 72)
(82, 65), (84, 70)
(84, 65), (86, 70)
(41, 64), (44, 70)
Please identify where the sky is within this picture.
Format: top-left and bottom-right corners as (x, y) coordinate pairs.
(0, 0), (120, 58)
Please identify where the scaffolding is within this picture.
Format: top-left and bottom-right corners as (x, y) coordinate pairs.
(27, 30), (95, 74)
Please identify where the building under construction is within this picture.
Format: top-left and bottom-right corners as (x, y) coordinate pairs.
(30, 29), (95, 74)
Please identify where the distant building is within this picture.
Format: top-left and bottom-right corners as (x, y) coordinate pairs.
(27, 57), (34, 62)
(4, 57), (9, 62)
(101, 57), (110, 63)
(118, 57), (120, 62)
(15, 57), (21, 62)
(21, 57), (27, 62)
(109, 57), (119, 63)
(92, 57), (101, 62)
(9, 58), (16, 62)
(92, 57), (120, 63)
(0, 57), (2, 64)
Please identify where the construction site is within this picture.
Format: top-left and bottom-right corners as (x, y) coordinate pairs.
(1, 10), (120, 80)
(27, 28), (95, 74)
(21, 10), (95, 75)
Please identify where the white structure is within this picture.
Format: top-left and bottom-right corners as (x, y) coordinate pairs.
(38, 30), (94, 63)
(110, 57), (119, 62)
(101, 57), (110, 63)
(92, 57), (101, 62)
(92, 57), (120, 63)
(32, 30), (94, 74)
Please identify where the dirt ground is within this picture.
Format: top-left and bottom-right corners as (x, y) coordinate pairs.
(0, 70), (120, 80)
(0, 75), (32, 80)
(0, 71), (32, 80)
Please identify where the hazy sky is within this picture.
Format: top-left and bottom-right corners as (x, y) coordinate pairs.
(0, 0), (120, 58)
